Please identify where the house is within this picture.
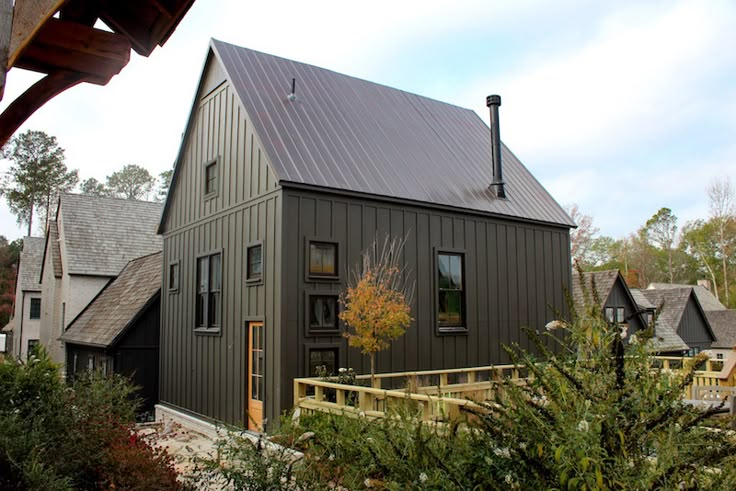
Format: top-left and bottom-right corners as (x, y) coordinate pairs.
(630, 288), (688, 355)
(638, 287), (715, 355)
(39, 193), (162, 367)
(704, 310), (736, 360)
(61, 252), (162, 416)
(648, 282), (726, 311)
(10, 236), (44, 359)
(157, 40), (575, 430)
(570, 270), (647, 336)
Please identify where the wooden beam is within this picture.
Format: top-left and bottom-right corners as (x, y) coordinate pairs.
(14, 18), (131, 85)
(0, 0), (13, 101)
(7, 0), (67, 68)
(0, 70), (87, 147)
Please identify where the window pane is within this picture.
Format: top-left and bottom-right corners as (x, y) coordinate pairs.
(450, 255), (463, 289)
(617, 307), (625, 323)
(309, 348), (338, 376)
(438, 254), (450, 289)
(321, 245), (335, 274)
(438, 291), (463, 326)
(310, 242), (337, 275)
(30, 298), (41, 319)
(210, 254), (221, 291)
(209, 292), (221, 326)
(169, 263), (179, 290)
(198, 257), (208, 293)
(248, 246), (262, 278)
(322, 297), (336, 327)
(309, 244), (323, 273)
(310, 297), (323, 328)
(197, 293), (207, 326)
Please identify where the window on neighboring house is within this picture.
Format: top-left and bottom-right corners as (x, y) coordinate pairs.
(61, 303), (66, 331)
(247, 244), (263, 282)
(88, 355), (95, 371)
(309, 241), (338, 277)
(616, 307), (625, 323)
(308, 347), (338, 377)
(27, 339), (39, 356)
(196, 252), (222, 330)
(29, 298), (41, 319)
(604, 307), (615, 323)
(204, 160), (218, 196)
(169, 261), (179, 292)
(646, 311), (654, 325)
(437, 252), (465, 331)
(309, 295), (338, 333)
(717, 353), (724, 360)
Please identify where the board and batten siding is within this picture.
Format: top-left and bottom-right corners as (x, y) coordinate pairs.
(677, 298), (713, 350)
(160, 67), (283, 427)
(280, 188), (572, 410)
(604, 280), (646, 334)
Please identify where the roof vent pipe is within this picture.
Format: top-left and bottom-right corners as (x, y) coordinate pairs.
(287, 78), (297, 102)
(486, 94), (505, 199)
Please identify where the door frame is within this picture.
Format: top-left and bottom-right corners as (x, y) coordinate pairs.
(246, 319), (265, 431)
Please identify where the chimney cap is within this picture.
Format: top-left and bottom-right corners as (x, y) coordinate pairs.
(486, 94), (501, 107)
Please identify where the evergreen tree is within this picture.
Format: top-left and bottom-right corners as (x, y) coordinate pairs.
(106, 164), (155, 200)
(79, 177), (110, 197)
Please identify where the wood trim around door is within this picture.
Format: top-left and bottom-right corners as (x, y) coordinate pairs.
(247, 321), (264, 431)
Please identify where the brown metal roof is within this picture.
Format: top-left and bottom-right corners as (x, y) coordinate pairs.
(60, 251), (161, 348)
(210, 39), (574, 228)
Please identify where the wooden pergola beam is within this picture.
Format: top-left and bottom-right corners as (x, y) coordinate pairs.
(0, 0), (13, 101)
(14, 18), (131, 86)
(7, 0), (67, 69)
(0, 70), (87, 146)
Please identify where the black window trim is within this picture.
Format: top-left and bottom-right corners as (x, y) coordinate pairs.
(304, 237), (342, 282)
(194, 248), (223, 335)
(305, 290), (341, 336)
(168, 259), (180, 294)
(245, 240), (264, 285)
(434, 248), (468, 335)
(304, 343), (342, 378)
(29, 297), (41, 319)
(203, 157), (219, 199)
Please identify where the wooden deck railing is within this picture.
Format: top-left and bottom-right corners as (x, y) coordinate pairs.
(294, 355), (736, 423)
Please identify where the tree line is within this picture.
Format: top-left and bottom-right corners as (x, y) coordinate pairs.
(568, 178), (736, 307)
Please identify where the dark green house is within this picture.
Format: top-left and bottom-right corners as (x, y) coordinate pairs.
(157, 39), (575, 430)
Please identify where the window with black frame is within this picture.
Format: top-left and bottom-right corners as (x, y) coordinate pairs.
(196, 252), (222, 330)
(309, 295), (338, 333)
(437, 252), (465, 331)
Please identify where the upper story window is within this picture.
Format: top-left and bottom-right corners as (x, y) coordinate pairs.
(169, 261), (180, 292)
(196, 252), (222, 330)
(309, 295), (339, 333)
(246, 243), (263, 282)
(309, 241), (338, 278)
(204, 159), (218, 196)
(437, 252), (465, 332)
(29, 298), (41, 319)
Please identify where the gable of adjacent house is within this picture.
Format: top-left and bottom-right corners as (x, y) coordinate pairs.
(641, 288), (715, 351)
(648, 282), (726, 311)
(12, 236), (44, 358)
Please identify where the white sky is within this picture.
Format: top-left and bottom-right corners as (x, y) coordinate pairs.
(1, 0), (735, 240)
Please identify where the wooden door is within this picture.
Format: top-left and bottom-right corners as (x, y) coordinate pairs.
(247, 321), (264, 431)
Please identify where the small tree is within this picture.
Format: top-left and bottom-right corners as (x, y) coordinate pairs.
(340, 236), (414, 385)
(156, 169), (173, 202)
(79, 177), (110, 197)
(106, 164), (155, 200)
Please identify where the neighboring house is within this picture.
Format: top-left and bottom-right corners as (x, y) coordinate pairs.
(10, 236), (45, 360)
(629, 288), (688, 354)
(705, 310), (736, 360)
(648, 282), (726, 311)
(157, 40), (574, 430)
(570, 270), (647, 336)
(61, 252), (162, 415)
(39, 193), (163, 366)
(639, 287), (715, 354)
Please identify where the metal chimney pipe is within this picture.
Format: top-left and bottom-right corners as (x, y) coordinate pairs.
(486, 94), (505, 199)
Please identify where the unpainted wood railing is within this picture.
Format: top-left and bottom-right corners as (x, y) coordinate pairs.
(293, 356), (736, 423)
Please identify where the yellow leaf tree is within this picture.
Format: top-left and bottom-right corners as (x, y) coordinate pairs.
(340, 236), (414, 386)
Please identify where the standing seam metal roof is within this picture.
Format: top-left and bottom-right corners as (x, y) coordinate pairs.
(211, 39), (574, 227)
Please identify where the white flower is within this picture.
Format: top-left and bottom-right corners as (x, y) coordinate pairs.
(364, 478), (374, 488)
(628, 334), (638, 345)
(619, 325), (628, 339)
(545, 320), (566, 331)
(419, 472), (428, 483)
(493, 447), (511, 458)
(519, 442), (527, 450)
(505, 473), (514, 484)
(577, 420), (589, 432)
(339, 367), (347, 373)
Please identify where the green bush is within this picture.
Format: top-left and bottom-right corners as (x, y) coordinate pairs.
(0, 349), (179, 490)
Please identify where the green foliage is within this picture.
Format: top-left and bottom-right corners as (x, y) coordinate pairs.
(79, 177), (110, 197)
(106, 164), (155, 200)
(157, 169), (173, 202)
(1, 130), (79, 235)
(0, 235), (21, 327)
(0, 349), (179, 490)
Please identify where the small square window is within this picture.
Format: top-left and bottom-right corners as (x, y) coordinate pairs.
(309, 241), (338, 277)
(169, 262), (179, 292)
(247, 244), (263, 282)
(616, 307), (625, 323)
(308, 347), (338, 377)
(29, 298), (41, 319)
(604, 307), (615, 323)
(309, 295), (338, 333)
(204, 160), (218, 196)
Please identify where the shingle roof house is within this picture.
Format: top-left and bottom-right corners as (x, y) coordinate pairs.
(648, 282), (726, 311)
(630, 288), (688, 353)
(157, 40), (574, 430)
(639, 287), (715, 353)
(9, 236), (44, 359)
(706, 310), (736, 351)
(62, 252), (162, 414)
(38, 193), (163, 366)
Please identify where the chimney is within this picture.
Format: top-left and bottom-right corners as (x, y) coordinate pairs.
(697, 279), (712, 291)
(486, 94), (505, 199)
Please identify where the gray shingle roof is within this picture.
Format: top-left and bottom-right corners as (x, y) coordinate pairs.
(60, 252), (161, 348)
(630, 288), (689, 352)
(59, 194), (163, 276)
(206, 40), (574, 228)
(705, 310), (736, 349)
(571, 270), (618, 310)
(648, 283), (725, 311)
(18, 237), (44, 292)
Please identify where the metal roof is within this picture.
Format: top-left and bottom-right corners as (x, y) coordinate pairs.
(60, 252), (161, 348)
(210, 39), (574, 227)
(58, 193), (163, 276)
(18, 237), (44, 292)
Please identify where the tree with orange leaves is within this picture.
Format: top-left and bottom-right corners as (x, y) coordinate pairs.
(340, 236), (414, 386)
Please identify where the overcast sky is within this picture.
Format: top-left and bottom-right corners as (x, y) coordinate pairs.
(1, 0), (735, 241)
